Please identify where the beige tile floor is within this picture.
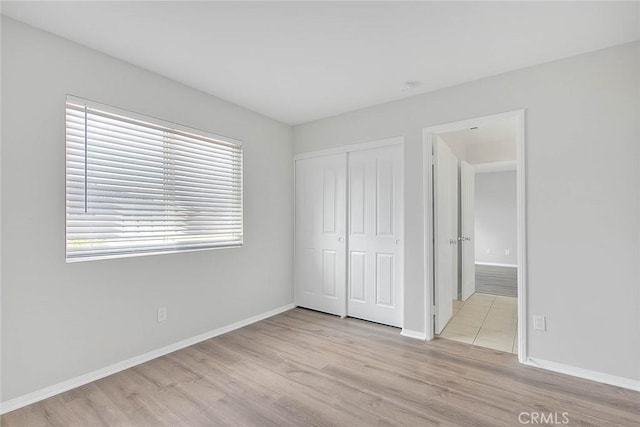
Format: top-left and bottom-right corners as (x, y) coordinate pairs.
(439, 293), (518, 354)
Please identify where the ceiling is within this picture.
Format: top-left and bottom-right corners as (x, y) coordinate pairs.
(438, 119), (517, 147)
(2, 1), (639, 125)
(438, 118), (517, 165)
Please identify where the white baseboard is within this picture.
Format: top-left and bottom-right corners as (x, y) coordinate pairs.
(525, 357), (640, 392)
(475, 262), (518, 268)
(401, 329), (426, 340)
(0, 303), (296, 415)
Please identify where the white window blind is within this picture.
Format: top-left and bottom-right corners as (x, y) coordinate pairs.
(65, 96), (243, 261)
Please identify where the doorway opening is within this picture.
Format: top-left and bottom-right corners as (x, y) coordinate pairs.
(423, 111), (526, 361)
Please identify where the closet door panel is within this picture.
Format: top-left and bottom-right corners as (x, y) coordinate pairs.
(294, 154), (347, 316)
(347, 145), (403, 327)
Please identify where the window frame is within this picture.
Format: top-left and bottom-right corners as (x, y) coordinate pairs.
(65, 95), (244, 263)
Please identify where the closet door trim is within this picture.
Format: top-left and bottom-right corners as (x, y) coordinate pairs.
(294, 136), (404, 161)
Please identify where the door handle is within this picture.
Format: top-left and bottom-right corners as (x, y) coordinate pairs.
(338, 237), (345, 243)
(464, 237), (471, 241)
(449, 239), (458, 245)
(395, 239), (400, 245)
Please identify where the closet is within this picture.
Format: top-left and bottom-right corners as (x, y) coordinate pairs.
(294, 141), (404, 327)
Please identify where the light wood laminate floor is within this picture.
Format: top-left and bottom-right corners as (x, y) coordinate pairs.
(2, 308), (639, 426)
(475, 264), (518, 297)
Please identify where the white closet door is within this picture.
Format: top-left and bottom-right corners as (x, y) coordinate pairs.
(460, 161), (476, 301)
(347, 145), (403, 327)
(434, 139), (459, 334)
(294, 154), (347, 316)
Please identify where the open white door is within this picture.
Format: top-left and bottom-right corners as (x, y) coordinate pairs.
(347, 145), (403, 327)
(294, 154), (347, 316)
(434, 138), (459, 334)
(460, 161), (476, 301)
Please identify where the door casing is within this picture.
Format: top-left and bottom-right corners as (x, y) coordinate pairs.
(422, 110), (527, 363)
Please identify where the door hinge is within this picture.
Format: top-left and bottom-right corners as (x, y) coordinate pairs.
(432, 305), (437, 315)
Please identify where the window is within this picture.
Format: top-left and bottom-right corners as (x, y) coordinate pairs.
(65, 96), (243, 261)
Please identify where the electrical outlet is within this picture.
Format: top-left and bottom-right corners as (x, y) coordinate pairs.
(157, 307), (167, 322)
(505, 249), (510, 255)
(533, 315), (546, 331)
(486, 248), (492, 255)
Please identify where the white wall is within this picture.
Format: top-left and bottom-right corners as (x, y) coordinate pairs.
(294, 42), (640, 382)
(474, 171), (517, 266)
(1, 18), (293, 402)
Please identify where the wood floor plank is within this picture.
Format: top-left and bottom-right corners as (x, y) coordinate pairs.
(2, 308), (638, 426)
(62, 383), (131, 427)
(476, 265), (517, 297)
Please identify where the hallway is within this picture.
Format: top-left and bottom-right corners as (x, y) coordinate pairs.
(440, 293), (517, 353)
